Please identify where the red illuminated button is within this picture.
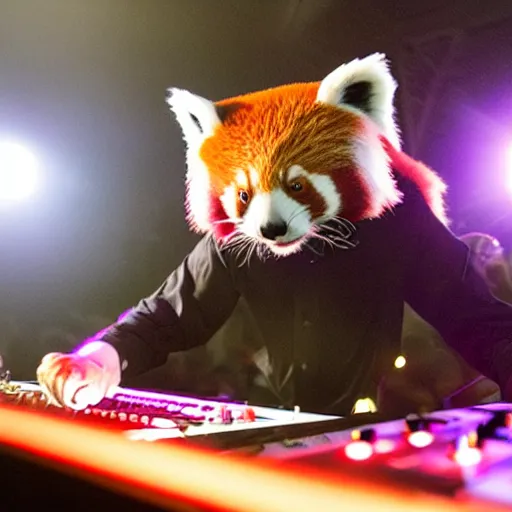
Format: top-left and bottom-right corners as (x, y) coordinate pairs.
(344, 440), (373, 461)
(407, 430), (434, 448)
(243, 407), (256, 422)
(450, 433), (482, 467)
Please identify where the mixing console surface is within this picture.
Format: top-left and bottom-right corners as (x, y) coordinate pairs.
(260, 402), (512, 508)
(0, 381), (339, 442)
(3, 378), (512, 508)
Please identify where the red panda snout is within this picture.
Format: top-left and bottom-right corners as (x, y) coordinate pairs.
(221, 165), (344, 256)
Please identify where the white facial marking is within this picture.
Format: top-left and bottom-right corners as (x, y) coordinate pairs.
(219, 184), (238, 220)
(235, 170), (248, 189)
(249, 167), (260, 188)
(287, 165), (303, 181)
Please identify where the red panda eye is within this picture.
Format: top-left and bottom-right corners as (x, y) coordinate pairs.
(239, 190), (249, 204)
(290, 181), (303, 192)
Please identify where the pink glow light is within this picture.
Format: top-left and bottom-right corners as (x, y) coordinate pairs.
(507, 144), (512, 195)
(408, 431), (434, 449)
(344, 440), (373, 461)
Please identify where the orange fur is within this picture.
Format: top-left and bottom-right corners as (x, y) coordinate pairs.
(200, 82), (361, 198)
(196, 83), (447, 231)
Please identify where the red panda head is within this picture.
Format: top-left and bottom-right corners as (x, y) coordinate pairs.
(167, 54), (405, 256)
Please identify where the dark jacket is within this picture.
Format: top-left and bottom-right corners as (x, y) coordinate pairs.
(99, 178), (512, 415)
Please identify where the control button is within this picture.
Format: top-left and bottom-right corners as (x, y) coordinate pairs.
(301, 363), (307, 371)
(408, 430), (434, 448)
(243, 407), (256, 422)
(359, 428), (377, 443)
(405, 415), (430, 433)
(405, 415), (434, 448)
(450, 432), (482, 466)
(121, 360), (128, 371)
(476, 410), (512, 446)
(352, 428), (376, 443)
(345, 430), (375, 461)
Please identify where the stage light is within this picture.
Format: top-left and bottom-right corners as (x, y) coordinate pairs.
(507, 144), (512, 195)
(352, 397), (377, 414)
(0, 141), (39, 202)
(394, 355), (406, 369)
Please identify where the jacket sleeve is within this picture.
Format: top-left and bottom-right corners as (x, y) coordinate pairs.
(96, 235), (240, 379)
(399, 182), (512, 394)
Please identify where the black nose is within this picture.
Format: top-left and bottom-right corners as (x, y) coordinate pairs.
(260, 222), (288, 241)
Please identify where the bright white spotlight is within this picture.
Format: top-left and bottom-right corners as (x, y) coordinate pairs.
(507, 144), (512, 195)
(394, 355), (406, 369)
(0, 142), (39, 202)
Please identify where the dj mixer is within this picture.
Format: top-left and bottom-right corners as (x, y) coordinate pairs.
(0, 378), (340, 444)
(3, 377), (512, 509)
(259, 402), (512, 508)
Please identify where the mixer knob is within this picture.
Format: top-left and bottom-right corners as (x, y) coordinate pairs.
(360, 428), (376, 442)
(404, 415), (434, 448)
(243, 407), (256, 422)
(129, 413), (139, 423)
(350, 428), (376, 442)
(405, 415), (430, 433)
(475, 410), (512, 445)
(345, 429), (376, 461)
(208, 405), (233, 424)
(449, 432), (482, 467)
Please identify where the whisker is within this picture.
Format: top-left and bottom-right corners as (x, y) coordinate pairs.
(310, 216), (359, 252)
(305, 239), (325, 256)
(287, 205), (309, 226)
(212, 218), (243, 225)
(328, 217), (357, 238)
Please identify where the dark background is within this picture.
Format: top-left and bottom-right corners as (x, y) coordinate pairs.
(1, 0), (511, 380)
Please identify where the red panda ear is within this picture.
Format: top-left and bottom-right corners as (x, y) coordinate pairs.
(166, 88), (222, 148)
(316, 53), (400, 148)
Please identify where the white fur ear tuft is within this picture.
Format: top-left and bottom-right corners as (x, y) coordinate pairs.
(166, 88), (221, 147)
(316, 53), (400, 148)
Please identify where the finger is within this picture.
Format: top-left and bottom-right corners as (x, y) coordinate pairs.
(43, 355), (81, 407)
(52, 359), (84, 406)
(62, 360), (106, 409)
(62, 380), (94, 410)
(39, 353), (63, 369)
(71, 383), (105, 409)
(37, 360), (65, 406)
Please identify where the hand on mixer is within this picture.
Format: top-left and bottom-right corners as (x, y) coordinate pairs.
(36, 341), (121, 410)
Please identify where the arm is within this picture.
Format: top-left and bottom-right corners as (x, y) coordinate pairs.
(398, 182), (512, 398)
(89, 235), (240, 379)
